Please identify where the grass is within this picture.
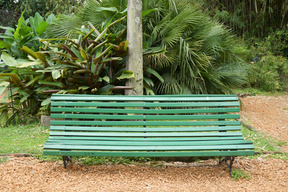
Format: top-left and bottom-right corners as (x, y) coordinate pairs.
(233, 88), (287, 96)
(231, 169), (251, 181)
(242, 125), (288, 160)
(0, 123), (49, 155)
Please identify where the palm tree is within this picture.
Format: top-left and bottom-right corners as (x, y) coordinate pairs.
(47, 0), (247, 94)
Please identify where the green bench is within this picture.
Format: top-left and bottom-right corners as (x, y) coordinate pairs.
(43, 94), (254, 175)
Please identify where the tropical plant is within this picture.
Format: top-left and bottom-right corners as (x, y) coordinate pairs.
(0, 17), (133, 126)
(48, 0), (247, 94)
(0, 12), (57, 58)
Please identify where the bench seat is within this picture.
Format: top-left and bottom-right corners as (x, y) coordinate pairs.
(43, 94), (254, 172)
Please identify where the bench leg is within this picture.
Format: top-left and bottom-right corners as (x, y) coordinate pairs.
(219, 156), (235, 177)
(62, 156), (72, 169)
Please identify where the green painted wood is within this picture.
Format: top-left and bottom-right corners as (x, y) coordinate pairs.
(51, 95), (239, 101)
(50, 120), (240, 126)
(51, 101), (239, 107)
(44, 144), (254, 150)
(50, 126), (241, 132)
(50, 114), (240, 120)
(50, 107), (240, 114)
(48, 136), (245, 141)
(52, 94), (236, 98)
(49, 131), (243, 137)
(45, 140), (253, 146)
(44, 94), (254, 159)
(43, 150), (255, 157)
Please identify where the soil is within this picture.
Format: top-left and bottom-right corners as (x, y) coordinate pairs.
(1, 95), (288, 191)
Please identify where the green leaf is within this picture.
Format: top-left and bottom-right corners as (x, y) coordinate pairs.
(25, 76), (41, 87)
(36, 21), (48, 36)
(21, 46), (38, 59)
(144, 67), (164, 83)
(71, 46), (84, 61)
(46, 14), (56, 24)
(33, 12), (44, 29)
(20, 93), (32, 103)
(0, 110), (9, 126)
(1, 52), (17, 66)
(142, 9), (157, 17)
(0, 82), (9, 96)
(41, 98), (51, 106)
(117, 71), (134, 80)
(0, 36), (14, 40)
(52, 70), (61, 80)
(16, 59), (42, 68)
(144, 77), (154, 87)
(38, 81), (63, 88)
(0, 41), (11, 49)
(78, 86), (89, 91)
(80, 47), (88, 60)
(102, 76), (110, 83)
(14, 12), (25, 40)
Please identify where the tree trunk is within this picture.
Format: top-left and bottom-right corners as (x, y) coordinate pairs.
(125, 0), (143, 96)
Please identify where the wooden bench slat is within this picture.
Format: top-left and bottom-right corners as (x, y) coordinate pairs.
(49, 131), (243, 137)
(44, 144), (254, 151)
(51, 107), (240, 114)
(51, 101), (240, 107)
(51, 95), (239, 101)
(45, 140), (252, 146)
(44, 150), (255, 157)
(50, 126), (241, 132)
(50, 114), (240, 120)
(50, 120), (240, 126)
(48, 136), (245, 141)
(52, 94), (235, 98)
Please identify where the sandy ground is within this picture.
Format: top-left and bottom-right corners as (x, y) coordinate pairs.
(240, 95), (288, 153)
(0, 157), (287, 192)
(0, 95), (288, 191)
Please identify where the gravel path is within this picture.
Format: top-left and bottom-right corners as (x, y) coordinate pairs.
(0, 157), (287, 192)
(240, 95), (288, 152)
(1, 95), (288, 191)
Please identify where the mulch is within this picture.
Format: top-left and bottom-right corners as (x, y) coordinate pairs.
(0, 156), (287, 192)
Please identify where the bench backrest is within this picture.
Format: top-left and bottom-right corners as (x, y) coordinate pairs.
(50, 94), (241, 137)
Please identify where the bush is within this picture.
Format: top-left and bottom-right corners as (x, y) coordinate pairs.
(247, 55), (288, 91)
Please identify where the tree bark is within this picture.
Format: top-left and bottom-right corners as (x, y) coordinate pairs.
(125, 0), (143, 95)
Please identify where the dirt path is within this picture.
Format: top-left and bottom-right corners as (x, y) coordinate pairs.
(1, 95), (288, 191)
(0, 157), (287, 192)
(240, 95), (288, 152)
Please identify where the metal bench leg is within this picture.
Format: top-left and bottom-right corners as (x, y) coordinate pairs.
(62, 156), (72, 169)
(219, 156), (235, 177)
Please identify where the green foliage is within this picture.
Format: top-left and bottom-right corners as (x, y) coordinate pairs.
(142, 0), (247, 94)
(0, 124), (49, 154)
(50, 0), (248, 94)
(0, 16), (132, 125)
(18, 0), (85, 18)
(247, 55), (288, 92)
(0, 12), (57, 58)
(231, 169), (251, 181)
(198, 0), (288, 38)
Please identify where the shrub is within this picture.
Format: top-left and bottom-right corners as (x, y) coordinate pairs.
(247, 55), (288, 91)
